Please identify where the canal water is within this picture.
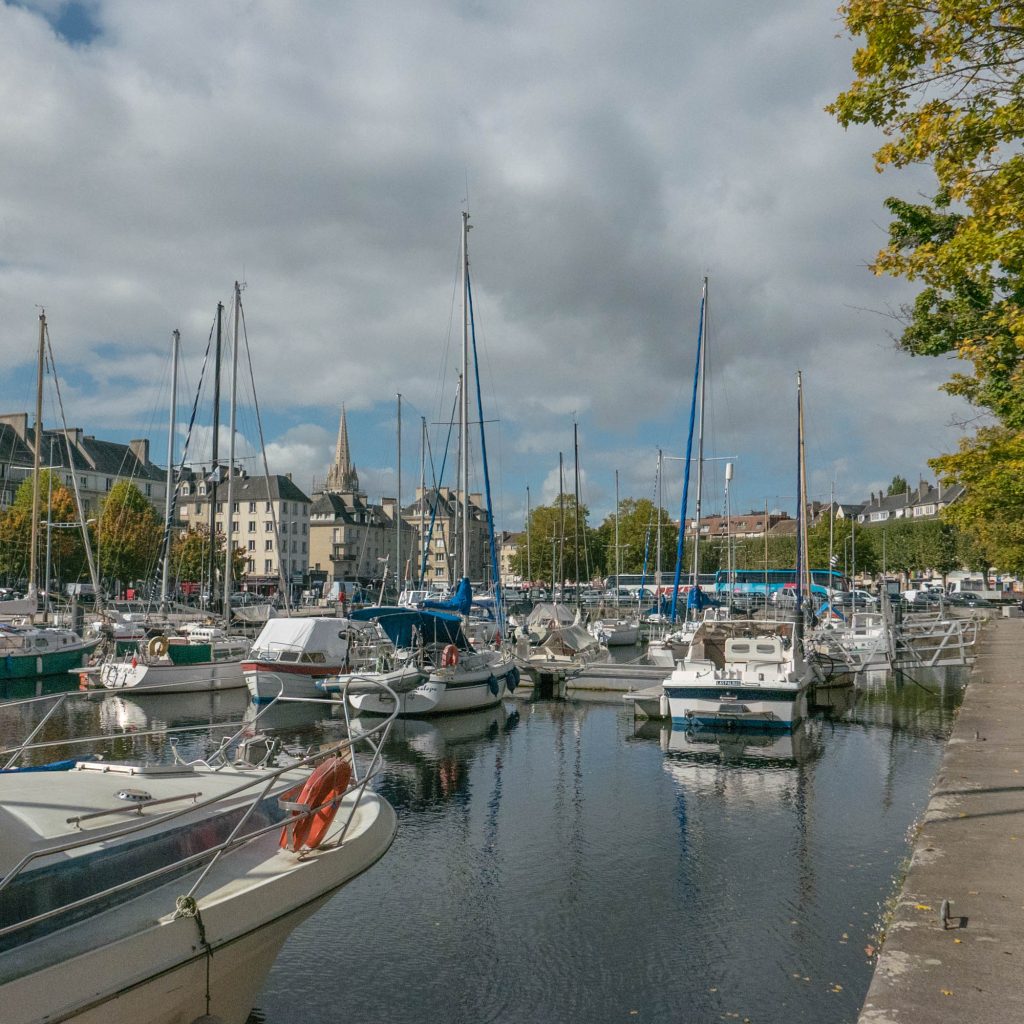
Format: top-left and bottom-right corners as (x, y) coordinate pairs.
(0, 669), (963, 1024)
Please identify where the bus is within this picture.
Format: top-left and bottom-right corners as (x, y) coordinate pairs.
(713, 569), (849, 601)
(603, 573), (717, 599)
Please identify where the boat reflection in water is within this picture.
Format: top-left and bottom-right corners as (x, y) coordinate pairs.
(661, 719), (823, 769)
(98, 688), (250, 735)
(355, 701), (520, 808)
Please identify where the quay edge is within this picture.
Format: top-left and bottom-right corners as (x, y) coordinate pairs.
(858, 617), (1024, 1024)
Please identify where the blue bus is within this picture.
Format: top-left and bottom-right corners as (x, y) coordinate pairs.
(714, 568), (849, 601)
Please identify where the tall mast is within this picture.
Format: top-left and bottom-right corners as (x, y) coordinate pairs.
(573, 420), (581, 608)
(460, 211), (471, 582)
(161, 329), (180, 607)
(614, 470), (621, 611)
(223, 284), (240, 629)
(207, 302), (223, 609)
(656, 448), (663, 597)
(558, 452), (565, 597)
(795, 370), (805, 621)
(396, 392), (402, 593)
(29, 311), (45, 606)
(525, 484), (532, 585)
(690, 276), (708, 591)
(419, 416), (426, 587)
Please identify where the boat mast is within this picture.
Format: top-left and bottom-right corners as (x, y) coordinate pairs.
(29, 311), (45, 608)
(656, 449), (663, 600)
(419, 415), (426, 588)
(690, 276), (709, 595)
(460, 211), (471, 583)
(725, 461), (734, 593)
(207, 302), (223, 612)
(614, 470), (621, 612)
(558, 452), (565, 597)
(161, 329), (179, 609)
(573, 420), (581, 612)
(396, 392), (402, 595)
(525, 484), (532, 586)
(223, 284), (240, 630)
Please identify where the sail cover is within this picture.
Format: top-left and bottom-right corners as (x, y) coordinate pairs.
(350, 606), (468, 650)
(421, 577), (473, 616)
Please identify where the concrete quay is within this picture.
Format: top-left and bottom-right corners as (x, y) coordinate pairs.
(858, 617), (1024, 1024)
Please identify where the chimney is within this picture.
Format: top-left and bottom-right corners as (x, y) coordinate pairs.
(129, 438), (149, 465)
(0, 413), (28, 441)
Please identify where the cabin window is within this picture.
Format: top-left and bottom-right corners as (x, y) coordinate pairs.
(755, 643), (776, 655)
(732, 643), (749, 654)
(280, 651), (298, 662)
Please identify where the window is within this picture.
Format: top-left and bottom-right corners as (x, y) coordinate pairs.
(291, 521), (297, 533)
(265, 559), (273, 573)
(232, 502), (239, 513)
(265, 521), (273, 532)
(436, 553), (445, 563)
(265, 539), (274, 551)
(247, 559), (255, 572)
(216, 502), (223, 514)
(248, 540), (256, 551)
(248, 501), (256, 513)
(145, 484), (152, 496)
(434, 567), (444, 577)
(265, 501), (272, 513)
(216, 522), (223, 533)
(302, 542), (307, 554)
(302, 523), (307, 535)
(230, 520), (238, 534)
(195, 503), (202, 515)
(105, 478), (112, 491)
(199, 484), (207, 496)
(248, 521), (256, 532)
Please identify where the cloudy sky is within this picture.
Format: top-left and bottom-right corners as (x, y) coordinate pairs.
(0, 0), (972, 534)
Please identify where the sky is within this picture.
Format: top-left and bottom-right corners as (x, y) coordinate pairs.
(0, 0), (974, 536)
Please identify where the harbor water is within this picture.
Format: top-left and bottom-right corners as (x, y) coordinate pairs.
(0, 668), (964, 1024)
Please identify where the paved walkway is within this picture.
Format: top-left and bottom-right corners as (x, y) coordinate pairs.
(859, 616), (1024, 1023)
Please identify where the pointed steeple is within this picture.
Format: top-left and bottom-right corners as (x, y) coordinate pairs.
(325, 405), (359, 493)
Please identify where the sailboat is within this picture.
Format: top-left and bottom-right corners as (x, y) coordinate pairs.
(1, 312), (100, 676)
(590, 469), (640, 646)
(346, 212), (519, 717)
(661, 371), (815, 730)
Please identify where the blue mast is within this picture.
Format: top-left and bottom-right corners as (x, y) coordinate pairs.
(669, 279), (707, 623)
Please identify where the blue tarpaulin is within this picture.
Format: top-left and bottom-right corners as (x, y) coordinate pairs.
(421, 577), (473, 617)
(350, 606), (469, 650)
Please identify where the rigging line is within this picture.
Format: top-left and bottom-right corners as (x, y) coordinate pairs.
(418, 386), (460, 585)
(239, 295), (291, 615)
(42, 322), (101, 603)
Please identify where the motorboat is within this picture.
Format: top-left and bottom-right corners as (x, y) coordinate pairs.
(0, 686), (399, 1024)
(96, 624), (250, 694)
(0, 623), (100, 680)
(589, 617), (640, 647)
(661, 619), (815, 731)
(244, 617), (387, 703)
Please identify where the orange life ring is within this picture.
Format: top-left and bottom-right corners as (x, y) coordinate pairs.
(279, 756), (352, 852)
(441, 643), (460, 668)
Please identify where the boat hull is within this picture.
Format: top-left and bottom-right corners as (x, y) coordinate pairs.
(0, 639), (99, 680)
(100, 658), (245, 694)
(244, 662), (338, 703)
(349, 658), (517, 717)
(2, 792), (397, 1024)
(664, 684), (808, 730)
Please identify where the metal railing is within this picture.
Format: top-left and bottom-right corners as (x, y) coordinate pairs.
(0, 677), (399, 942)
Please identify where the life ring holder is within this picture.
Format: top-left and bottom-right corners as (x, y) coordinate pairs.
(147, 635), (169, 658)
(441, 643), (460, 668)
(279, 755), (352, 852)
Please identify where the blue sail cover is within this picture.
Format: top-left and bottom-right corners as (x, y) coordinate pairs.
(687, 586), (718, 611)
(421, 577), (473, 617)
(350, 606), (469, 650)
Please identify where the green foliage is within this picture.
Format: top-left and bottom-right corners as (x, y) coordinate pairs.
(0, 471), (87, 585)
(96, 481), (162, 586)
(887, 475), (909, 496)
(170, 526), (247, 588)
(595, 498), (679, 576)
(830, 2), (1024, 567)
(509, 495), (605, 584)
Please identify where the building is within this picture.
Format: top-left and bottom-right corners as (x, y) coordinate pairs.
(402, 486), (491, 588)
(686, 511), (793, 540)
(176, 465), (311, 594)
(0, 413), (167, 516)
(856, 481), (964, 526)
(308, 408), (417, 590)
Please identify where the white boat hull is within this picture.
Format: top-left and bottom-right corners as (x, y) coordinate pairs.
(100, 659), (246, 694)
(349, 657), (517, 717)
(244, 663), (333, 703)
(663, 684), (808, 730)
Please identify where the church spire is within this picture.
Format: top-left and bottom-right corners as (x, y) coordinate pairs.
(325, 404), (359, 493)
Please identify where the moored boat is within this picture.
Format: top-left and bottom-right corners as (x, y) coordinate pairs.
(0, 623), (100, 679)
(0, 689), (399, 1024)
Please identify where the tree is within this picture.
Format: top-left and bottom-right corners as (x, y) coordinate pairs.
(807, 517), (880, 577)
(170, 526), (247, 593)
(96, 481), (162, 588)
(508, 495), (605, 585)
(0, 471), (87, 586)
(830, 3), (1024, 567)
(595, 498), (679, 577)
(887, 475), (909, 496)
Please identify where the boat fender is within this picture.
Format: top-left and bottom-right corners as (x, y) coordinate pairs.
(148, 635), (169, 657)
(507, 666), (519, 692)
(488, 673), (499, 696)
(279, 755), (352, 852)
(441, 643), (460, 668)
